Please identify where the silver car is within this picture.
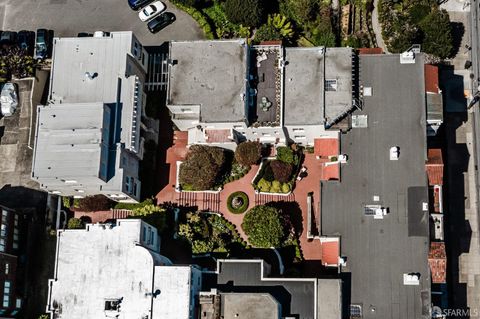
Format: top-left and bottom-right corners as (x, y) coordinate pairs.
(0, 83), (18, 117)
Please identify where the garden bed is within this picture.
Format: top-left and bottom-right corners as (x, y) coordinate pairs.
(252, 145), (302, 195)
(227, 191), (249, 214)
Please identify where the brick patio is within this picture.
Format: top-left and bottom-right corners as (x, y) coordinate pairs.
(156, 132), (342, 261)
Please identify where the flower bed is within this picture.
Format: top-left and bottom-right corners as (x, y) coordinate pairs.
(252, 146), (302, 195)
(227, 191), (249, 214)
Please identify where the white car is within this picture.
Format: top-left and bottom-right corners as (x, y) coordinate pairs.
(138, 1), (166, 22)
(0, 83), (18, 117)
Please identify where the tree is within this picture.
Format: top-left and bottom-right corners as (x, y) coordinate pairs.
(225, 0), (265, 27)
(242, 205), (286, 247)
(234, 141), (261, 166)
(78, 195), (114, 212)
(129, 204), (167, 233)
(255, 14), (295, 44)
(38, 315), (49, 319)
(276, 146), (295, 164)
(67, 217), (84, 229)
(281, 0), (318, 23)
(179, 145), (227, 190)
(419, 9), (453, 59)
(270, 160), (293, 183)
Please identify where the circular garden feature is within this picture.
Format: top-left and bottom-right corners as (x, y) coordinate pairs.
(227, 191), (249, 214)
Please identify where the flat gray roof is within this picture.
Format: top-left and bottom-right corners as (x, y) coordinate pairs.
(49, 32), (140, 151)
(321, 54), (430, 319)
(32, 102), (103, 179)
(324, 48), (354, 125)
(427, 93), (443, 121)
(214, 260), (339, 319)
(221, 293), (279, 319)
(168, 40), (248, 123)
(284, 47), (325, 125)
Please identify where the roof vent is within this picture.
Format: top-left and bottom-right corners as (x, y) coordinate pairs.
(85, 72), (98, 80)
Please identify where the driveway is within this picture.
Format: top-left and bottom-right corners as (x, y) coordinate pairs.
(372, 0), (387, 52)
(0, 0), (204, 45)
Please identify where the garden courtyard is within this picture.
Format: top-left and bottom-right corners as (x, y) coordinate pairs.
(156, 131), (340, 263)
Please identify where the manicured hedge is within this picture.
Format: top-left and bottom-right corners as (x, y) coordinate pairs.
(227, 191), (249, 214)
(170, 1), (215, 39)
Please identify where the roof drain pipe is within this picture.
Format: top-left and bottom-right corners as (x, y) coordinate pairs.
(56, 196), (67, 230)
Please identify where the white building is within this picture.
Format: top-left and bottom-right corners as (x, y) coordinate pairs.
(46, 219), (202, 319)
(32, 31), (149, 202)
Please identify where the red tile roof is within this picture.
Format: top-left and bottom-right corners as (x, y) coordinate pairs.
(321, 240), (339, 266)
(425, 65), (440, 94)
(205, 129), (233, 143)
(426, 149), (443, 185)
(314, 138), (338, 158)
(357, 48), (383, 55)
(428, 242), (446, 283)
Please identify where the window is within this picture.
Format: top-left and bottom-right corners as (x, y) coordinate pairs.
(63, 180), (77, 184)
(1, 211), (7, 218)
(15, 298), (21, 309)
(5, 263), (8, 275)
(3, 295), (9, 308)
(294, 136), (306, 140)
(4, 281), (10, 295)
(105, 299), (121, 311)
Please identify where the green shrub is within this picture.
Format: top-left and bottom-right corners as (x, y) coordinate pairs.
(129, 204), (167, 233)
(242, 205), (286, 248)
(270, 180), (281, 193)
(281, 183), (291, 193)
(78, 195), (114, 212)
(67, 218), (84, 229)
(257, 178), (271, 192)
(235, 141), (262, 166)
(179, 145), (228, 190)
(276, 146), (295, 164)
(225, 0), (265, 27)
(62, 197), (72, 208)
(227, 191), (249, 214)
(115, 198), (154, 210)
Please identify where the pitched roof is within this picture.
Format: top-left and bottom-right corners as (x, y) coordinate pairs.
(426, 149), (443, 185)
(425, 65), (440, 94)
(428, 242), (446, 283)
(321, 240), (339, 266)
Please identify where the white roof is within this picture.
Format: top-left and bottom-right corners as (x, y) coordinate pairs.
(48, 220), (192, 319)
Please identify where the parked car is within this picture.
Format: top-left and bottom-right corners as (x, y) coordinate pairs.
(139, 1), (166, 22)
(147, 12), (176, 33)
(0, 83), (18, 117)
(35, 29), (51, 59)
(128, 0), (152, 10)
(0, 31), (18, 45)
(17, 30), (35, 55)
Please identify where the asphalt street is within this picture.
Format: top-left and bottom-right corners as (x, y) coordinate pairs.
(0, 0), (204, 45)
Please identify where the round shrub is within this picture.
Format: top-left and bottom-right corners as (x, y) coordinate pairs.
(67, 217), (84, 229)
(227, 191), (249, 214)
(242, 205), (286, 248)
(235, 141), (262, 166)
(270, 160), (293, 183)
(225, 0), (265, 27)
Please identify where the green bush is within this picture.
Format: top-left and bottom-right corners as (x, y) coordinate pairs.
(235, 141), (262, 166)
(172, 1), (215, 39)
(67, 218), (84, 229)
(242, 205), (286, 248)
(281, 183), (291, 193)
(225, 0), (265, 27)
(179, 145), (228, 190)
(62, 197), (72, 208)
(276, 146), (295, 164)
(227, 191), (249, 214)
(78, 195), (114, 212)
(257, 178), (271, 192)
(270, 180), (281, 193)
(419, 9), (453, 59)
(114, 198), (154, 210)
(129, 204), (167, 233)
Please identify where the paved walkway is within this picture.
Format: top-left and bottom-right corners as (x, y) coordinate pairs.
(371, 0), (388, 52)
(156, 133), (342, 260)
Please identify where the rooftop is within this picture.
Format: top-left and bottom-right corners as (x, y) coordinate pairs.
(32, 102), (104, 179)
(428, 242), (446, 284)
(321, 54), (430, 318)
(168, 39), (248, 123)
(212, 260), (342, 319)
(49, 31), (143, 151)
(425, 65), (440, 94)
(324, 48), (354, 126)
(221, 293), (279, 319)
(426, 149), (444, 186)
(47, 219), (192, 319)
(283, 47), (325, 126)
